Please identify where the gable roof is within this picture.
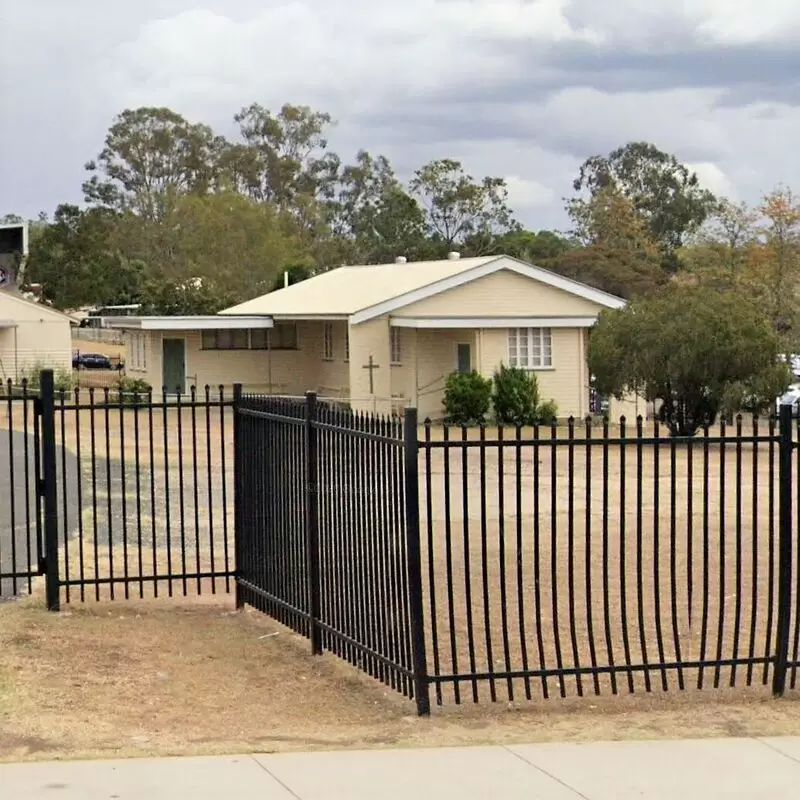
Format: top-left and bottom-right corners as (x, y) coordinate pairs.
(0, 289), (74, 324)
(219, 255), (626, 322)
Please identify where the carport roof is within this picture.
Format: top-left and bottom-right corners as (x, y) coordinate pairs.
(104, 315), (273, 331)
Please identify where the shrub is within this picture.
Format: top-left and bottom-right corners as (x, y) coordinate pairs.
(107, 376), (152, 405)
(492, 364), (558, 426)
(19, 362), (74, 394)
(536, 398), (559, 425)
(442, 370), (492, 424)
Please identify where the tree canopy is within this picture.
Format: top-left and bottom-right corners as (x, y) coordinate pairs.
(588, 285), (791, 436)
(569, 141), (717, 268)
(9, 101), (798, 339)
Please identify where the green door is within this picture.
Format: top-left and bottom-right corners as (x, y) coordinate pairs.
(162, 338), (186, 394)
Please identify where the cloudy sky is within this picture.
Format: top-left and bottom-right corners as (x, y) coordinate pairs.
(1, 0), (799, 231)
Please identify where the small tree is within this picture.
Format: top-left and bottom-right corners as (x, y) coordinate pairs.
(442, 371), (492, 424)
(588, 285), (791, 436)
(492, 365), (558, 426)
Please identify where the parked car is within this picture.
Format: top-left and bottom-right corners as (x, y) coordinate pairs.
(72, 352), (112, 370)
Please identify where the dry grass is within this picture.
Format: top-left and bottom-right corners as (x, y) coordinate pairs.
(4, 588), (800, 764)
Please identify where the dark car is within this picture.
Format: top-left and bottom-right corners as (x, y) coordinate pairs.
(72, 352), (113, 370)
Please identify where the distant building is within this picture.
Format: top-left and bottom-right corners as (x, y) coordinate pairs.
(0, 221), (73, 383)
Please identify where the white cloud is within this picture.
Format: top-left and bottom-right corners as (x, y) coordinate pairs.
(504, 176), (557, 211)
(3, 0), (800, 232)
(685, 162), (737, 199)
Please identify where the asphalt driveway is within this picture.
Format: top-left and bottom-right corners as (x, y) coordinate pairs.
(0, 428), (80, 599)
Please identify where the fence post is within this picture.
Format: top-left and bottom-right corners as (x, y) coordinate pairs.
(773, 403), (793, 697)
(232, 383), (245, 610)
(403, 407), (431, 716)
(305, 391), (323, 655)
(40, 370), (60, 612)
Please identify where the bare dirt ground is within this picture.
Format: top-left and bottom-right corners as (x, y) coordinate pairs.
(3, 589), (800, 764)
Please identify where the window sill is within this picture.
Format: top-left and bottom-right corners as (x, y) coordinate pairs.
(244, 347), (301, 352)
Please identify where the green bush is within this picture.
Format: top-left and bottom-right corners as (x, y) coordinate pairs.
(442, 370), (492, 424)
(113, 376), (153, 405)
(536, 398), (559, 425)
(19, 363), (74, 394)
(492, 364), (558, 426)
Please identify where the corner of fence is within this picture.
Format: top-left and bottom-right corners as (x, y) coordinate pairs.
(232, 382), (245, 610)
(403, 406), (431, 716)
(305, 390), (323, 655)
(39, 369), (60, 612)
(773, 403), (794, 696)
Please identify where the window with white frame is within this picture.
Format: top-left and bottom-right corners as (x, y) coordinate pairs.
(344, 326), (349, 362)
(508, 328), (552, 369)
(323, 323), (334, 360)
(128, 333), (137, 369)
(390, 327), (402, 365)
(129, 332), (146, 371)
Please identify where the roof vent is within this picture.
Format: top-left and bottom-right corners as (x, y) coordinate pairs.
(447, 251), (460, 260)
(394, 256), (407, 264)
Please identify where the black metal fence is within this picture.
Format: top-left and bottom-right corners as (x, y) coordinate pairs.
(420, 414), (793, 706)
(0, 373), (235, 605)
(0, 383), (42, 598)
(234, 391), (428, 711)
(9, 370), (800, 716)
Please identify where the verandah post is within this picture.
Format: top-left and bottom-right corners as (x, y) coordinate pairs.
(773, 403), (793, 696)
(232, 383), (245, 610)
(404, 406), (431, 716)
(40, 369), (60, 612)
(305, 391), (323, 655)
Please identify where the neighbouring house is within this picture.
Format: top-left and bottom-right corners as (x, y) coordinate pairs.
(0, 221), (73, 384)
(106, 253), (628, 419)
(0, 291), (74, 383)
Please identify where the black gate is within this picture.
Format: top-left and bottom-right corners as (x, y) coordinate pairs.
(0, 382), (44, 598)
(1, 370), (236, 604)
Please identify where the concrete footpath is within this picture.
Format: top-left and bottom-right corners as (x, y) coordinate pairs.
(2, 737), (800, 798)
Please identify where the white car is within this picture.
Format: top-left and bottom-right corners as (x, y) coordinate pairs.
(777, 383), (800, 415)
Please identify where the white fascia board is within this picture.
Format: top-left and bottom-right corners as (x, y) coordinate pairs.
(105, 316), (274, 331)
(390, 316), (598, 329)
(269, 314), (349, 322)
(350, 256), (626, 324)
